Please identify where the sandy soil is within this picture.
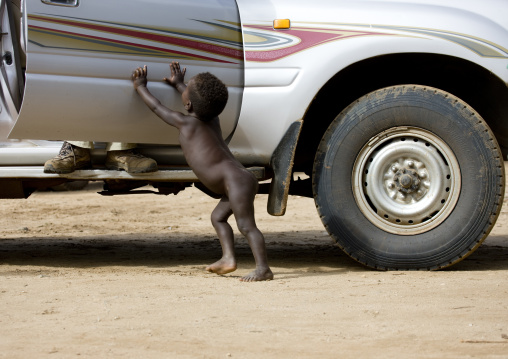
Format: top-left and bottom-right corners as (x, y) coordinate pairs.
(1, 169), (508, 359)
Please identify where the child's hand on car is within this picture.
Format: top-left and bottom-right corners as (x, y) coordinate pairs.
(131, 65), (148, 89)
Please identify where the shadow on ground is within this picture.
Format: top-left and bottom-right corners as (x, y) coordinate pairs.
(1, 232), (508, 272)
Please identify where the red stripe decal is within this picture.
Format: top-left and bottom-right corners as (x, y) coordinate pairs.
(30, 25), (236, 64)
(245, 25), (389, 62)
(29, 15), (243, 61)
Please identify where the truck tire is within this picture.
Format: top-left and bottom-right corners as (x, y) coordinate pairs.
(313, 85), (505, 270)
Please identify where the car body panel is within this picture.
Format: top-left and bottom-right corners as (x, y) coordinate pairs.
(0, 0), (506, 167)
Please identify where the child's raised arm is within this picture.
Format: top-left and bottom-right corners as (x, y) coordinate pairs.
(163, 61), (187, 94)
(132, 65), (186, 129)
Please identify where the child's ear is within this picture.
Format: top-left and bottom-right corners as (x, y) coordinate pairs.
(185, 100), (192, 112)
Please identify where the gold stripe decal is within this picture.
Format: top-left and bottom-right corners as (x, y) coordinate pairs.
(244, 25), (389, 62)
(244, 23), (508, 62)
(28, 14), (244, 64)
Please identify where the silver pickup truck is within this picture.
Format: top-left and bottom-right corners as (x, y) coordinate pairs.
(1, 0), (507, 270)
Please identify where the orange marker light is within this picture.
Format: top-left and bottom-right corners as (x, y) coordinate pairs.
(273, 19), (291, 30)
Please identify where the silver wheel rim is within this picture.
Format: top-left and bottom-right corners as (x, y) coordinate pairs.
(352, 127), (461, 235)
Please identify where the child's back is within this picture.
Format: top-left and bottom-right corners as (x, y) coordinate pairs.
(177, 115), (252, 196)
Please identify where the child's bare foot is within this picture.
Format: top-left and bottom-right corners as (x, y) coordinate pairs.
(206, 258), (237, 275)
(240, 267), (274, 282)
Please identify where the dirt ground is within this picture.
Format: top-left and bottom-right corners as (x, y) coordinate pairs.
(1, 169), (508, 359)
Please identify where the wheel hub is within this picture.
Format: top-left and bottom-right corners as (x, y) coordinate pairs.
(393, 167), (420, 194)
(352, 127), (461, 235)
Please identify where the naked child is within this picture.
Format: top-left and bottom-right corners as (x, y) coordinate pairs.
(131, 62), (273, 282)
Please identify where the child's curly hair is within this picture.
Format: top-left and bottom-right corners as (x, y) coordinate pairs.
(189, 72), (228, 120)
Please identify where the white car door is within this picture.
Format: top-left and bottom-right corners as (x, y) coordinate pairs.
(8, 0), (243, 144)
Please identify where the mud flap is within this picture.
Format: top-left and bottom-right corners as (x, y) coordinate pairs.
(267, 120), (302, 216)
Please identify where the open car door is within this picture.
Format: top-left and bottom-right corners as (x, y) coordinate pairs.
(8, 0), (243, 144)
(0, 0), (24, 143)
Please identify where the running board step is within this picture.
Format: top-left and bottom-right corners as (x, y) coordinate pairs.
(0, 166), (266, 181)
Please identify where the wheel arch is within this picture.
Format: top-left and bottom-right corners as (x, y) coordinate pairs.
(294, 53), (508, 175)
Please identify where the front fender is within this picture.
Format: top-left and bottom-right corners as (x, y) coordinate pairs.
(231, 0), (508, 164)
